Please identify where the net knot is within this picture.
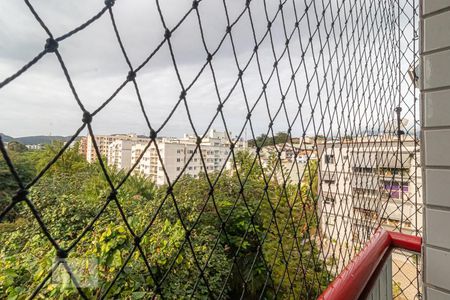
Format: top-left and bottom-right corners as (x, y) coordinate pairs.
(12, 189), (28, 203)
(267, 21), (272, 29)
(56, 249), (68, 259)
(229, 143), (235, 150)
(245, 0), (251, 7)
(192, 0), (199, 9)
(44, 38), (58, 53)
(82, 111), (92, 124)
(226, 26), (231, 33)
(105, 0), (115, 7)
(167, 185), (173, 194)
(164, 29), (172, 39)
(127, 71), (136, 81)
(246, 112), (252, 120)
(216, 103), (223, 112)
(206, 53), (213, 62)
(134, 236), (141, 245)
(150, 129), (157, 140)
(107, 190), (117, 200)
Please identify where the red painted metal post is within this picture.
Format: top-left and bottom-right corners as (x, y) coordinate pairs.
(317, 229), (422, 300)
(389, 231), (422, 253)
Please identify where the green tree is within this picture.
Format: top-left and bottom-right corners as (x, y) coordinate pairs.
(248, 132), (290, 148)
(0, 147), (35, 222)
(6, 141), (28, 153)
(0, 147), (329, 299)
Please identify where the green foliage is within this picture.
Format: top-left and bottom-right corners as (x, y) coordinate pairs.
(248, 132), (290, 148)
(6, 141), (28, 153)
(31, 141), (88, 175)
(0, 147), (35, 222)
(0, 147), (329, 299)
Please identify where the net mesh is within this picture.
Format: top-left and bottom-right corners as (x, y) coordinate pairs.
(0, 0), (420, 299)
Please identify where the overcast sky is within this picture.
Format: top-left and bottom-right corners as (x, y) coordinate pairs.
(0, 0), (417, 139)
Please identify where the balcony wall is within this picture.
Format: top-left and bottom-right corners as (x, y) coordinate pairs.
(422, 0), (450, 298)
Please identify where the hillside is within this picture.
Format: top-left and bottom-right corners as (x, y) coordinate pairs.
(0, 133), (73, 145)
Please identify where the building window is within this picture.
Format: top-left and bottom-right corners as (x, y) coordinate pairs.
(176, 167), (181, 171)
(177, 158), (181, 162)
(325, 217), (335, 226)
(353, 167), (372, 173)
(324, 196), (335, 204)
(325, 154), (334, 164)
(384, 183), (408, 199)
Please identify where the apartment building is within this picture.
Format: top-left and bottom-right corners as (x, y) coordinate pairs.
(132, 130), (247, 186)
(318, 136), (422, 241)
(317, 135), (422, 298)
(78, 136), (87, 157)
(108, 140), (136, 170)
(83, 133), (149, 163)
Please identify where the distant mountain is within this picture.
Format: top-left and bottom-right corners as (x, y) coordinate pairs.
(0, 133), (14, 142)
(0, 133), (74, 145)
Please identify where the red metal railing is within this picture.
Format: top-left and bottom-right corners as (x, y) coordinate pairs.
(317, 229), (421, 300)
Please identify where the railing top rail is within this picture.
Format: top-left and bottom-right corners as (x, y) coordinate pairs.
(317, 229), (422, 300)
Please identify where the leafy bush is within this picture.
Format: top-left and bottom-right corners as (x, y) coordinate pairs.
(0, 146), (329, 299)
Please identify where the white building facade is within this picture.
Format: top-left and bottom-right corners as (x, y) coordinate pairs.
(318, 136), (422, 243)
(132, 130), (247, 186)
(317, 136), (422, 298)
(84, 133), (149, 164)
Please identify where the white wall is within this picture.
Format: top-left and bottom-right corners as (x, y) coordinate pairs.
(421, 1), (450, 298)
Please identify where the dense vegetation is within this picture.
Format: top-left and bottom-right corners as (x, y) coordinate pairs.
(0, 141), (329, 299)
(248, 132), (291, 148)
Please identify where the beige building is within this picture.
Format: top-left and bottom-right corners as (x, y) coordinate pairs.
(317, 135), (422, 298)
(78, 136), (87, 157)
(108, 140), (140, 171)
(132, 130), (247, 186)
(83, 133), (149, 164)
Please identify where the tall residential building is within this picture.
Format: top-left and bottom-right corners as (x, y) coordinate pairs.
(78, 136), (87, 157)
(84, 133), (148, 163)
(317, 136), (422, 299)
(318, 136), (422, 242)
(131, 130), (247, 186)
(108, 140), (137, 171)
